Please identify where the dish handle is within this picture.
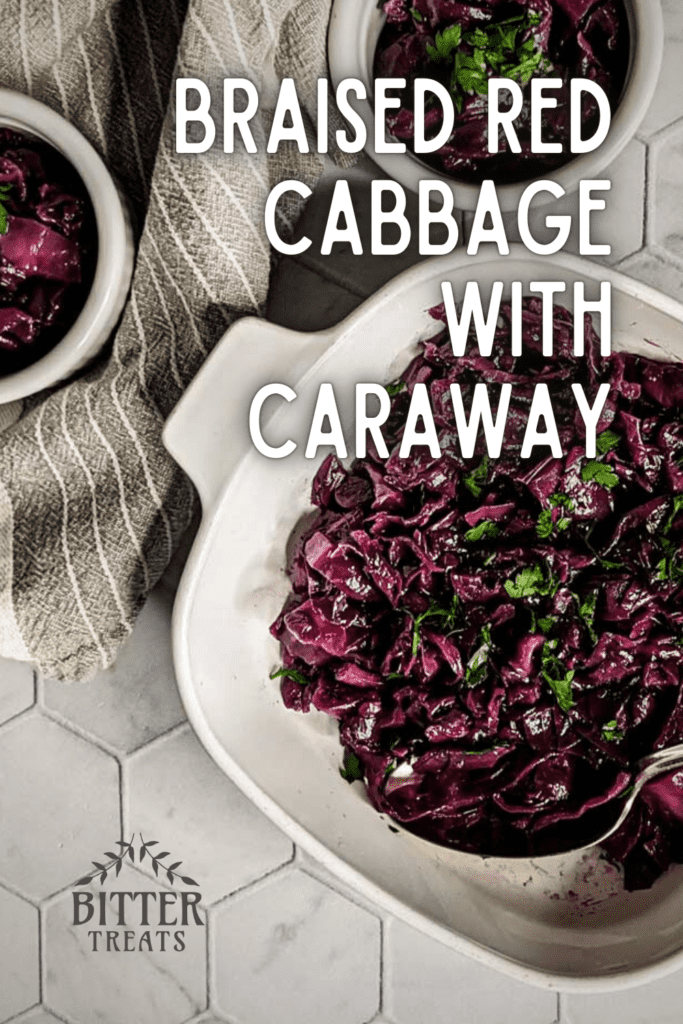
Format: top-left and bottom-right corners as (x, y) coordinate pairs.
(163, 316), (333, 513)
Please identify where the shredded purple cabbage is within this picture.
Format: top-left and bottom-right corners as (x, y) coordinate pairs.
(271, 299), (683, 891)
(0, 128), (96, 370)
(374, 0), (629, 183)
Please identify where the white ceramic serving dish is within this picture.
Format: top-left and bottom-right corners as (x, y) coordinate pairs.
(0, 89), (134, 403)
(327, 0), (663, 212)
(165, 247), (683, 992)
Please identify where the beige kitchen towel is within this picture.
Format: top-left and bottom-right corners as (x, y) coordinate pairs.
(0, 0), (341, 679)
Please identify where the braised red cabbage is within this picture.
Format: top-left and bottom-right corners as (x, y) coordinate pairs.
(0, 128), (96, 371)
(374, 0), (629, 183)
(271, 299), (683, 891)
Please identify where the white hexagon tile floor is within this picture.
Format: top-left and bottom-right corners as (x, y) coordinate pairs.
(5, 6), (683, 1024)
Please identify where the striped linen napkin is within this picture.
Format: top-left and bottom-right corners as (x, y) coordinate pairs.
(0, 0), (340, 679)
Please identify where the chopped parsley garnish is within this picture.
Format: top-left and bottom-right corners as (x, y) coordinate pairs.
(657, 538), (683, 584)
(596, 429), (621, 455)
(602, 720), (625, 743)
(541, 639), (576, 713)
(463, 455), (489, 498)
(409, 6), (422, 21)
(464, 519), (499, 543)
(577, 590), (599, 645)
(582, 460), (619, 489)
(410, 594), (459, 654)
(425, 23), (462, 63)
(662, 494), (683, 536)
(339, 751), (364, 783)
(535, 509), (554, 540)
(270, 666), (309, 686)
(536, 494), (574, 539)
(386, 380), (407, 397)
(0, 183), (12, 235)
(426, 11), (551, 112)
(465, 624), (492, 688)
(549, 493), (574, 511)
(504, 563), (556, 599)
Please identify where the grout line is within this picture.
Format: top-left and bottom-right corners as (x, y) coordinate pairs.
(41, 1002), (79, 1024)
(125, 713), (191, 756)
(642, 140), (650, 251)
(37, 704), (122, 761)
(0, 703), (39, 737)
(209, 850), (297, 911)
(35, 668), (45, 706)
(643, 112), (683, 145)
(206, 900), (217, 1012)
(296, 848), (386, 923)
(378, 916), (385, 1018)
(651, 242), (683, 272)
(557, 991), (565, 1023)
(118, 757), (125, 841)
(1, 1003), (41, 1023)
(204, 898), (211, 1016)
(37, 904), (44, 1007)
(124, 719), (191, 762)
(0, 875), (41, 908)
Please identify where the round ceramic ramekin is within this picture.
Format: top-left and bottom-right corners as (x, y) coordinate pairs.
(328, 0), (664, 212)
(0, 88), (134, 403)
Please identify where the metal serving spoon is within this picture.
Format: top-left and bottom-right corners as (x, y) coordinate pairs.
(385, 742), (683, 859)
(570, 742), (683, 854)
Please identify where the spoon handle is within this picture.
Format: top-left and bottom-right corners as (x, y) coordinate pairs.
(638, 744), (683, 778)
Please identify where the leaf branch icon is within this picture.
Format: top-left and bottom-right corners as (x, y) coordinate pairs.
(139, 835), (198, 886)
(75, 836), (135, 885)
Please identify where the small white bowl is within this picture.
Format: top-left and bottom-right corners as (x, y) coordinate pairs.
(0, 89), (134, 403)
(328, 0), (663, 212)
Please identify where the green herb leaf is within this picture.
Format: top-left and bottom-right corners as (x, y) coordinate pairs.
(546, 672), (575, 713)
(464, 519), (499, 543)
(411, 594), (459, 654)
(386, 380), (406, 397)
(549, 493), (574, 511)
(428, 9), (552, 108)
(504, 564), (549, 599)
(466, 27), (489, 49)
(577, 590), (599, 645)
(602, 720), (625, 743)
(463, 455), (489, 498)
(0, 183), (10, 235)
(270, 666), (309, 686)
(657, 537), (683, 583)
(537, 616), (556, 635)
(537, 493), (574, 540)
(409, 6), (422, 20)
(536, 509), (554, 540)
(541, 640), (576, 713)
(596, 429), (620, 455)
(465, 625), (492, 687)
(582, 460), (619, 489)
(427, 23), (462, 63)
(662, 494), (683, 536)
(339, 751), (364, 782)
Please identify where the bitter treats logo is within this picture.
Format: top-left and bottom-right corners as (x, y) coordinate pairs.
(72, 835), (204, 952)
